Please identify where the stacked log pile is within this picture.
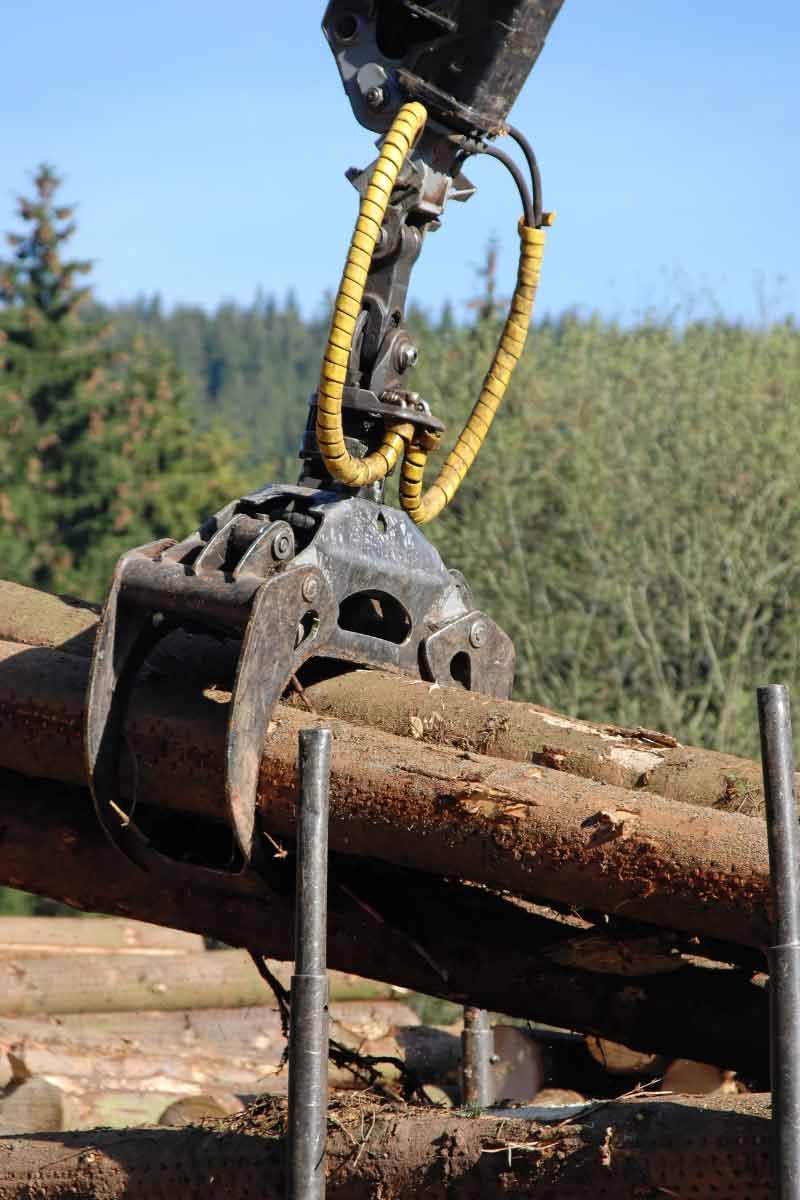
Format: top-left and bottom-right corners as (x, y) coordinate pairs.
(0, 917), (442, 1131)
(0, 581), (781, 1194)
(0, 916), (744, 1138)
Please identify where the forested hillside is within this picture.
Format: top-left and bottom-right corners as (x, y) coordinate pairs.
(103, 294), (446, 478)
(0, 168), (249, 599)
(104, 293), (327, 477)
(3, 166), (800, 764)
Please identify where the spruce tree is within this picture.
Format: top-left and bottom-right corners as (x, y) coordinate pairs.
(0, 165), (247, 599)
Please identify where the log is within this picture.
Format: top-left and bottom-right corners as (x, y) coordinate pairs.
(0, 915), (204, 957)
(0, 579), (767, 814)
(0, 582), (98, 654)
(0, 772), (771, 1080)
(2, 1085), (250, 1134)
(292, 668), (767, 814)
(158, 1093), (243, 1126)
(6, 1049), (269, 1100)
(0, 1079), (67, 1136)
(0, 1000), (421, 1055)
(74, 1090), (242, 1133)
(3, 1026), (460, 1097)
(663, 1058), (738, 1095)
(0, 1013), (688, 1115)
(0, 1093), (775, 1198)
(0, 580), (777, 1074)
(0, 949), (403, 1016)
(585, 1036), (665, 1078)
(0, 632), (773, 950)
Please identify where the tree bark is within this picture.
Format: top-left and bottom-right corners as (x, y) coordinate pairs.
(0, 1093), (774, 1199)
(0, 771), (770, 1080)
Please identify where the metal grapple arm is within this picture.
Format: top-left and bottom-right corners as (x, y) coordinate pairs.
(304, 1), (562, 518)
(83, 2), (563, 892)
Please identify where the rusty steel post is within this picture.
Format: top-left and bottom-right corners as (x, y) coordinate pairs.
(287, 728), (332, 1200)
(461, 1006), (495, 1108)
(758, 684), (800, 1200)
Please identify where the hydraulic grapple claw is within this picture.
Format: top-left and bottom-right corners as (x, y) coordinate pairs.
(84, 486), (515, 883)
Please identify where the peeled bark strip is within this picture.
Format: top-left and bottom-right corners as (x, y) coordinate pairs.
(0, 1094), (773, 1199)
(0, 949), (402, 1016)
(0, 632), (772, 949)
(0, 578), (767, 814)
(0, 772), (770, 1079)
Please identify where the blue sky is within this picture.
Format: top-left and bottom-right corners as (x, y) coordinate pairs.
(4, 1), (798, 322)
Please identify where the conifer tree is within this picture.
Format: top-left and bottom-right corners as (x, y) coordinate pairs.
(0, 165), (247, 598)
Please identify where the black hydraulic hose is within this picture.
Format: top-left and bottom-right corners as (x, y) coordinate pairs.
(757, 684), (800, 1200)
(471, 140), (535, 229)
(506, 124), (543, 228)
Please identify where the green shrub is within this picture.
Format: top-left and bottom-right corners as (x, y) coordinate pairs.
(414, 313), (800, 757)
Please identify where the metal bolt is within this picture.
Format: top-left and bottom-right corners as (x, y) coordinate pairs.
(365, 85), (385, 109)
(273, 532), (293, 561)
(469, 619), (489, 649)
(302, 576), (320, 604)
(398, 343), (419, 371)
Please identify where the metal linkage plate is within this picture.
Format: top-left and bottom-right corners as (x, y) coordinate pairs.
(323, 0), (565, 136)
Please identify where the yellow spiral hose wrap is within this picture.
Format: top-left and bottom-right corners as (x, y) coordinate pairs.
(316, 101), (428, 488)
(398, 219), (547, 524)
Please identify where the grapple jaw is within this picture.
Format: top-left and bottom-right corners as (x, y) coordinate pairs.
(85, 486), (515, 886)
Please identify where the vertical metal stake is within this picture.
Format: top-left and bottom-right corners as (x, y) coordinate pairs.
(461, 1006), (495, 1108)
(287, 728), (332, 1200)
(758, 684), (800, 1200)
